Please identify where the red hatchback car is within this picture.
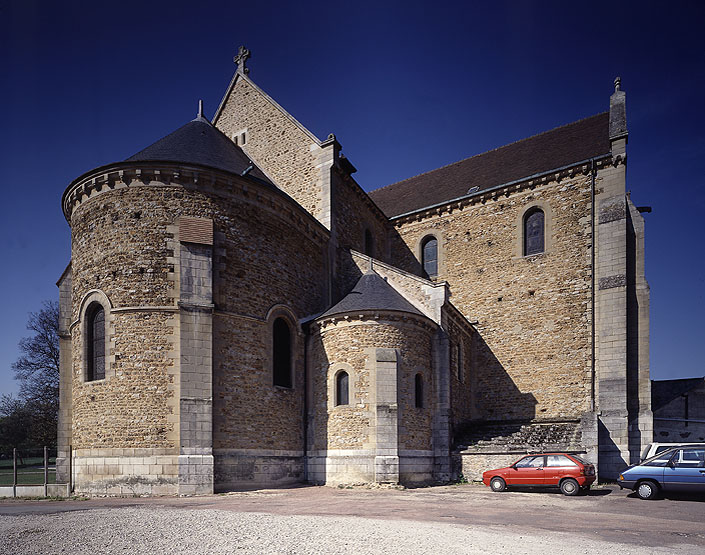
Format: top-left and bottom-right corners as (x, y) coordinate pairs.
(482, 453), (596, 496)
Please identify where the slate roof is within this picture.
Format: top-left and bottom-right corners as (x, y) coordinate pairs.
(320, 271), (425, 319)
(368, 112), (611, 218)
(652, 378), (705, 413)
(126, 116), (272, 183)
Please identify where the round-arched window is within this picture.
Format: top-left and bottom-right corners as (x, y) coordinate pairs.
(86, 303), (105, 381)
(421, 236), (438, 277)
(524, 208), (545, 256)
(273, 317), (292, 388)
(415, 373), (424, 408)
(336, 371), (349, 406)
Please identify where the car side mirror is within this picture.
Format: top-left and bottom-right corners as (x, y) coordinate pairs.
(667, 459), (675, 468)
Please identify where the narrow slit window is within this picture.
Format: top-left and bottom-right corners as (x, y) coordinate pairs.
(273, 318), (292, 388)
(421, 236), (438, 277)
(336, 371), (349, 406)
(457, 343), (463, 382)
(364, 229), (375, 258)
(415, 373), (424, 408)
(524, 208), (545, 256)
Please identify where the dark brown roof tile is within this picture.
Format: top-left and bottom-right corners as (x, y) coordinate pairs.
(369, 112), (610, 218)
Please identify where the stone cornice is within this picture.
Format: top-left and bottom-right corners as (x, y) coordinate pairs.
(62, 161), (330, 245)
(389, 153), (619, 226)
(442, 302), (477, 337)
(314, 309), (437, 332)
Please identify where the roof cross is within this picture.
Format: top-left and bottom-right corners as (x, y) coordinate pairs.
(234, 46), (251, 74)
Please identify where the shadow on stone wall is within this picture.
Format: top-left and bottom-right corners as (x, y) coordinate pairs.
(598, 418), (627, 480)
(304, 328), (329, 485)
(472, 333), (537, 423)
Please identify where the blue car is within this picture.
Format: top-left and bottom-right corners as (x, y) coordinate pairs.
(618, 445), (705, 499)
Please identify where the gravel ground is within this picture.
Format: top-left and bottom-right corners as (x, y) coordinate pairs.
(0, 507), (700, 555)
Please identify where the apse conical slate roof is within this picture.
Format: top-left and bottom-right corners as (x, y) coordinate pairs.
(126, 115), (272, 184)
(320, 270), (425, 319)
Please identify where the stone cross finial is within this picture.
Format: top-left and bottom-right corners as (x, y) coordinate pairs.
(614, 76), (621, 92)
(234, 46), (251, 74)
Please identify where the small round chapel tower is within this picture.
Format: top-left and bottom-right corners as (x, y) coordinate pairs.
(307, 270), (440, 485)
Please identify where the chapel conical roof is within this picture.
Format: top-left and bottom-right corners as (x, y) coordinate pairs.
(320, 270), (425, 319)
(125, 115), (271, 183)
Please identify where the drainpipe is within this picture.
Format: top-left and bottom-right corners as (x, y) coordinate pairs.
(302, 324), (309, 482)
(590, 158), (597, 412)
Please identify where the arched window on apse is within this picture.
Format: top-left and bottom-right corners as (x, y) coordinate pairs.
(415, 373), (424, 408)
(336, 371), (349, 406)
(273, 317), (292, 388)
(86, 303), (105, 381)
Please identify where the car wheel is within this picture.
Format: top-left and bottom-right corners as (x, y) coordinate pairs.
(636, 480), (659, 500)
(560, 478), (579, 496)
(490, 477), (506, 492)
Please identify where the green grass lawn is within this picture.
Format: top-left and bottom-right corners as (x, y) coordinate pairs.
(0, 456), (57, 486)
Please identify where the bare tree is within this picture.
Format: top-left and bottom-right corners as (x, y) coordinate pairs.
(0, 395), (30, 460)
(8, 301), (60, 448)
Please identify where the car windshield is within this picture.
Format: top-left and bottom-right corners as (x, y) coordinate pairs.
(642, 448), (677, 467)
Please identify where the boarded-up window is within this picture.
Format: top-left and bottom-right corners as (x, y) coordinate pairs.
(421, 236), (438, 277)
(524, 208), (545, 255)
(86, 304), (105, 381)
(336, 371), (349, 406)
(273, 318), (292, 388)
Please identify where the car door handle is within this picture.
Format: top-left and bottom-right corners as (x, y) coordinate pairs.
(699, 470), (705, 474)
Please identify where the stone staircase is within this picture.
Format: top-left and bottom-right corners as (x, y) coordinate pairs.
(454, 420), (583, 454)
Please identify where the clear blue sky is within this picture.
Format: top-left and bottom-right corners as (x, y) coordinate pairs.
(1, 0), (703, 397)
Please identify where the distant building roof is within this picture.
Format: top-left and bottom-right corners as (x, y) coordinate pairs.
(126, 116), (272, 184)
(320, 270), (425, 319)
(368, 112), (611, 218)
(652, 377), (705, 412)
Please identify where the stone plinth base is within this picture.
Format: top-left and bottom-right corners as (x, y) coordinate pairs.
(214, 449), (303, 491)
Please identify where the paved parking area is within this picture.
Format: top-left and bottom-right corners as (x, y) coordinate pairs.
(1, 484), (704, 553)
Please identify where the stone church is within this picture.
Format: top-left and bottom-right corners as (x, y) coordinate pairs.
(56, 47), (652, 495)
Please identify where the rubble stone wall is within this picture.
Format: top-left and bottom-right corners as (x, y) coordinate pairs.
(390, 175), (594, 421)
(215, 76), (323, 220)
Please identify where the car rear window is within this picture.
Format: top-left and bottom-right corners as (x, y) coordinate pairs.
(546, 455), (578, 467)
(568, 454), (590, 466)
